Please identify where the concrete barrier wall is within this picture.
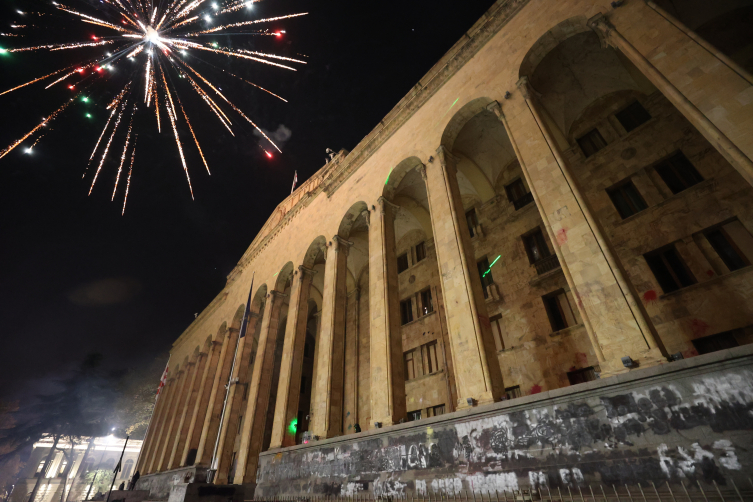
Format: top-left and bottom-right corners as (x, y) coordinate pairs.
(256, 346), (753, 498)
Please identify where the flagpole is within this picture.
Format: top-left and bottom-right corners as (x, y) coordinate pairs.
(208, 271), (255, 483)
(105, 436), (129, 502)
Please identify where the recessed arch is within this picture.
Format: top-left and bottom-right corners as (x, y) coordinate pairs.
(440, 97), (495, 152)
(383, 157), (424, 201)
(213, 321), (228, 342)
(275, 262), (295, 293)
(338, 201), (369, 240)
(518, 16), (590, 79)
(302, 236), (327, 270)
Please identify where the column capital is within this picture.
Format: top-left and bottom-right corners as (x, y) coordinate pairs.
(227, 327), (240, 334)
(330, 234), (354, 251)
(269, 290), (288, 300)
(376, 196), (401, 215)
(198, 351), (208, 358)
(485, 100), (502, 118)
(415, 163), (427, 181)
(248, 311), (260, 319)
(297, 265), (317, 276)
(211, 339), (223, 347)
(516, 76), (532, 100)
(347, 287), (360, 300)
(434, 145), (460, 173)
(587, 13), (616, 49)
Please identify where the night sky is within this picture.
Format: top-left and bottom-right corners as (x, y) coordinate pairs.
(0, 0), (497, 401)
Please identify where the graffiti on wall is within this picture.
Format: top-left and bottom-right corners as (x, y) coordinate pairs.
(255, 371), (753, 497)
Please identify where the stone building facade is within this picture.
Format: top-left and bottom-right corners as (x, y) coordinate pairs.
(134, 0), (753, 496)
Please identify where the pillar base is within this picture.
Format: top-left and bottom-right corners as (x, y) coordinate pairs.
(599, 347), (666, 379)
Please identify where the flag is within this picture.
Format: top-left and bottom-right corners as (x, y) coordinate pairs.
(238, 272), (255, 338)
(156, 361), (169, 395)
(291, 170), (298, 194)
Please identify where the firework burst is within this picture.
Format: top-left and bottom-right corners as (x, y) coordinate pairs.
(0, 0), (307, 212)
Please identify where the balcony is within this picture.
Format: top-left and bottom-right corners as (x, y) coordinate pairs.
(534, 254), (560, 275)
(512, 192), (534, 210)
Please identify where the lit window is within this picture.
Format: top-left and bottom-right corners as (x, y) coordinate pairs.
(420, 288), (433, 316)
(577, 128), (607, 158)
(615, 101), (651, 132)
(421, 341), (439, 375)
(415, 241), (426, 262)
(654, 152), (703, 194)
(523, 228), (550, 263)
(407, 410), (422, 422)
(644, 245), (696, 294)
(543, 289), (579, 332)
(607, 181), (647, 219)
(397, 253), (409, 274)
(400, 298), (413, 325)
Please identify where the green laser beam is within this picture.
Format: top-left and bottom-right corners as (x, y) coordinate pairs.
(385, 167), (394, 185)
(482, 255), (501, 277)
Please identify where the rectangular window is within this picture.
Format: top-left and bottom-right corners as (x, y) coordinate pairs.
(420, 288), (434, 316)
(644, 245), (696, 294)
(705, 225), (751, 272)
(397, 252), (409, 274)
(654, 152), (703, 194)
(615, 100), (651, 132)
(476, 257), (493, 298)
(505, 385), (522, 400)
(692, 330), (740, 355)
(407, 410), (422, 422)
(577, 128), (607, 158)
(466, 208), (479, 238)
(426, 404), (445, 417)
(523, 228), (550, 263)
(415, 241), (426, 262)
(300, 376), (307, 394)
(607, 181), (648, 219)
(505, 178), (527, 202)
(400, 298), (413, 325)
(543, 289), (578, 332)
(490, 314), (505, 351)
(404, 350), (416, 380)
(567, 367), (597, 385)
(422, 341), (439, 375)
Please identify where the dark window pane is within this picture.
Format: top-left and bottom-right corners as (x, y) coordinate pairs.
(397, 253), (409, 274)
(415, 241), (426, 262)
(567, 367), (596, 385)
(576, 128), (607, 158)
(505, 178), (527, 202)
(706, 229), (748, 271)
(645, 246), (696, 294)
(645, 252), (680, 294)
(664, 248), (696, 288)
(524, 229), (550, 263)
(477, 257), (493, 297)
(505, 386), (521, 399)
(615, 101), (651, 132)
(544, 293), (567, 332)
(607, 182), (647, 219)
(407, 410), (422, 422)
(420, 289), (433, 315)
(400, 298), (413, 325)
(655, 152), (703, 194)
(466, 209), (479, 238)
(692, 331), (739, 355)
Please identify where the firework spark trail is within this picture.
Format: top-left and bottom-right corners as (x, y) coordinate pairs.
(5, 40), (115, 53)
(27, 134), (45, 152)
(0, 99), (73, 159)
(89, 109), (117, 167)
(0, 66), (72, 96)
(219, 0), (259, 14)
(57, 6), (133, 33)
(122, 137), (137, 215)
(237, 49), (306, 64)
(189, 57), (288, 102)
(169, 16), (198, 29)
(144, 51), (153, 105)
(180, 70), (234, 134)
(112, 111), (135, 200)
(154, 86), (162, 131)
(180, 60), (280, 151)
(177, 98), (210, 174)
(45, 65), (90, 89)
(161, 76), (194, 199)
(108, 82), (132, 110)
(89, 101), (127, 195)
(186, 12), (308, 35)
(178, 43), (298, 70)
(126, 45), (145, 58)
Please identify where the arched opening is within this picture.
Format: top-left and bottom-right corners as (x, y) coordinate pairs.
(338, 202), (370, 435)
(384, 157), (457, 419)
(525, 26), (753, 363)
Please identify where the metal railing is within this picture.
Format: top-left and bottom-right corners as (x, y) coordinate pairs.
(252, 478), (753, 502)
(512, 192), (534, 210)
(534, 254), (560, 275)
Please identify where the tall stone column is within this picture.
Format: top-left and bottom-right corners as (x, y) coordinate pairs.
(310, 235), (351, 438)
(155, 363), (193, 472)
(145, 374), (180, 473)
(195, 327), (239, 466)
(369, 197), (407, 425)
(181, 339), (221, 466)
(167, 352), (207, 469)
(213, 312), (261, 483)
(512, 78), (664, 376)
(587, 13), (753, 187)
(233, 291), (286, 484)
(423, 151), (505, 407)
(269, 266), (315, 449)
(487, 101), (606, 366)
(135, 376), (171, 474)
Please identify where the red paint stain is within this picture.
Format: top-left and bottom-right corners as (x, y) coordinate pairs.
(530, 384), (542, 394)
(576, 352), (588, 366)
(689, 318), (710, 338)
(706, 270), (715, 277)
(556, 228), (568, 245)
(642, 290), (657, 305)
(682, 348), (699, 359)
